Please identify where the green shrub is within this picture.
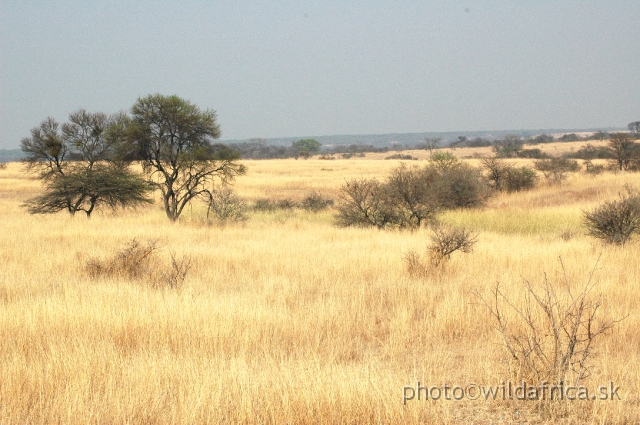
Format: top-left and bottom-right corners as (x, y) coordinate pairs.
(504, 166), (538, 192)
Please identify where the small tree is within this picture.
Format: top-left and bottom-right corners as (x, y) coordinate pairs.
(384, 164), (439, 228)
(422, 137), (441, 158)
(481, 157), (510, 191)
(607, 132), (638, 171)
(432, 162), (489, 209)
(593, 130), (609, 141)
(126, 94), (245, 222)
(21, 111), (152, 217)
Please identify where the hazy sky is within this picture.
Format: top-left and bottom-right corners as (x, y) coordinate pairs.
(1, 1), (639, 149)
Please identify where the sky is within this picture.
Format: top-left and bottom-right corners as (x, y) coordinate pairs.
(1, 1), (639, 149)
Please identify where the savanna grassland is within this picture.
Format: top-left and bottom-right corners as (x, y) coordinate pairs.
(1, 146), (639, 424)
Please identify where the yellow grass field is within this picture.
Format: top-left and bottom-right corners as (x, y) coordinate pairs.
(1, 150), (639, 424)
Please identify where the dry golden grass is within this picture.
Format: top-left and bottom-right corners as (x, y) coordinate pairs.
(1, 154), (639, 424)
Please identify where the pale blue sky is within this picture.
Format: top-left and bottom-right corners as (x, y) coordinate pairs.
(1, 1), (639, 148)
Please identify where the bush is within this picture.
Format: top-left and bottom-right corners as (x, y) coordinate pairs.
(584, 159), (605, 175)
(504, 166), (538, 192)
(566, 143), (612, 160)
(428, 151), (459, 172)
(477, 260), (622, 385)
(335, 178), (391, 228)
(432, 163), (490, 209)
(428, 225), (477, 267)
(583, 187), (640, 244)
(276, 199), (298, 210)
(404, 225), (477, 276)
(85, 239), (191, 288)
(383, 164), (439, 228)
(335, 162), (490, 229)
(0, 162), (6, 170)
(300, 191), (334, 212)
(534, 158), (580, 184)
(517, 148), (549, 159)
(253, 199), (279, 213)
(206, 187), (249, 223)
(253, 198), (300, 212)
(481, 157), (510, 191)
(481, 157), (538, 193)
(403, 250), (430, 278)
(385, 154), (415, 160)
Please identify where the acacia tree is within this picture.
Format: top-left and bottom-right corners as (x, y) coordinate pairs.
(21, 111), (152, 217)
(608, 132), (638, 171)
(127, 94), (245, 222)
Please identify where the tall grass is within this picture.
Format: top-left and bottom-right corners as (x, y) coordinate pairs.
(0, 158), (639, 423)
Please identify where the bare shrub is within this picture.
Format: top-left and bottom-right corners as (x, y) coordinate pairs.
(403, 226), (477, 277)
(206, 187), (248, 223)
(86, 239), (160, 280)
(403, 249), (429, 278)
(428, 225), (477, 267)
(476, 260), (623, 386)
(85, 239), (191, 288)
(0, 162), (7, 170)
(335, 178), (392, 228)
(155, 252), (192, 289)
(583, 186), (640, 244)
(300, 190), (334, 212)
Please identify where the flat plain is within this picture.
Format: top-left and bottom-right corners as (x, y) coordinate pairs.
(0, 145), (639, 424)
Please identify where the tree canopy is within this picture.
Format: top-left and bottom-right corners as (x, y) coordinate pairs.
(21, 111), (153, 217)
(292, 139), (322, 155)
(126, 94), (245, 221)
